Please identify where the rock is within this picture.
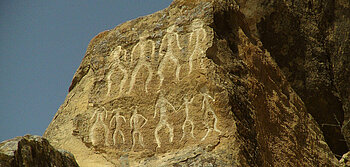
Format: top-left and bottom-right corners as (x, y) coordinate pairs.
(333, 0), (350, 150)
(0, 135), (79, 167)
(235, 0), (350, 156)
(340, 151), (350, 167)
(44, 0), (341, 166)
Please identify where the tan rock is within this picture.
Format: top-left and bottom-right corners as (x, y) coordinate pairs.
(44, 0), (340, 166)
(0, 135), (79, 167)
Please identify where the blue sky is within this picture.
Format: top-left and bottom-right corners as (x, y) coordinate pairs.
(0, 0), (172, 142)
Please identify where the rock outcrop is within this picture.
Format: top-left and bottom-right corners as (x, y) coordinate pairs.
(43, 0), (348, 166)
(0, 135), (79, 167)
(236, 0), (350, 157)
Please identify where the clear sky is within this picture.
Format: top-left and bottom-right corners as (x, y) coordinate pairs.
(0, 0), (172, 142)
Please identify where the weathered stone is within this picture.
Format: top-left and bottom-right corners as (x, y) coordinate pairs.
(233, 0), (350, 157)
(340, 151), (350, 167)
(44, 0), (341, 166)
(0, 135), (79, 167)
(333, 0), (350, 150)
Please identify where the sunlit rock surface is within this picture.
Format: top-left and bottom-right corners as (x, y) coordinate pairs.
(44, 0), (349, 166)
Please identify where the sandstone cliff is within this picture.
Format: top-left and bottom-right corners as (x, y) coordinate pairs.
(44, 0), (349, 166)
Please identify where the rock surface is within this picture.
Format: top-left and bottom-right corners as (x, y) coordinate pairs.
(44, 0), (346, 166)
(0, 135), (79, 167)
(340, 151), (350, 166)
(237, 0), (350, 157)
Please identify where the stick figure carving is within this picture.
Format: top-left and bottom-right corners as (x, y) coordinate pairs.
(130, 107), (148, 150)
(157, 25), (182, 88)
(127, 33), (155, 94)
(200, 93), (221, 141)
(106, 46), (128, 96)
(110, 108), (126, 145)
(154, 91), (177, 148)
(188, 19), (207, 74)
(178, 95), (196, 141)
(90, 108), (108, 146)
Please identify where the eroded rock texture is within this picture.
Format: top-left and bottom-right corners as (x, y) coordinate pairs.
(234, 0), (350, 157)
(44, 0), (346, 166)
(0, 135), (79, 167)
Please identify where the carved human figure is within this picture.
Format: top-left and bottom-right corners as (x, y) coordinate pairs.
(130, 107), (148, 150)
(90, 108), (108, 146)
(154, 91), (177, 148)
(157, 25), (182, 88)
(188, 19), (207, 74)
(106, 46), (128, 96)
(109, 108), (126, 145)
(90, 56), (105, 82)
(127, 33), (155, 94)
(178, 96), (196, 141)
(200, 93), (221, 141)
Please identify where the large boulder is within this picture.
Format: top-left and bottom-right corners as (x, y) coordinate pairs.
(0, 135), (79, 167)
(44, 0), (341, 166)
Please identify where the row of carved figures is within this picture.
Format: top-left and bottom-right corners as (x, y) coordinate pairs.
(89, 92), (221, 149)
(100, 19), (208, 96)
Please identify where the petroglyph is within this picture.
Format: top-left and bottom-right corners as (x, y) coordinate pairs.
(130, 108), (148, 150)
(128, 33), (155, 94)
(188, 19), (207, 74)
(106, 46), (128, 96)
(178, 95), (196, 141)
(154, 91), (177, 148)
(106, 72), (113, 96)
(90, 108), (108, 146)
(158, 25), (182, 88)
(110, 108), (126, 145)
(200, 93), (221, 141)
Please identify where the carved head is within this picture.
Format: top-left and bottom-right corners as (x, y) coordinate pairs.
(132, 107), (138, 115)
(191, 19), (204, 30)
(166, 25), (176, 33)
(112, 108), (122, 115)
(140, 30), (150, 40)
(111, 46), (122, 61)
(157, 89), (165, 97)
(184, 97), (188, 101)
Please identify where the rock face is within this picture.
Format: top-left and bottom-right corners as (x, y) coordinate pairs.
(44, 0), (346, 166)
(340, 151), (350, 166)
(0, 135), (79, 167)
(236, 0), (350, 157)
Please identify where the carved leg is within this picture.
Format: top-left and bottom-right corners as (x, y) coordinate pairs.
(213, 119), (222, 134)
(180, 120), (187, 141)
(155, 124), (163, 148)
(131, 131), (136, 150)
(201, 128), (211, 141)
(157, 68), (164, 89)
(170, 56), (180, 81)
(127, 64), (141, 94)
(119, 130), (125, 144)
(106, 71), (113, 96)
(166, 123), (174, 143)
(190, 120), (195, 138)
(189, 53), (194, 74)
(104, 129), (110, 146)
(113, 130), (117, 145)
(118, 70), (128, 96)
(145, 66), (153, 93)
(138, 132), (144, 147)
